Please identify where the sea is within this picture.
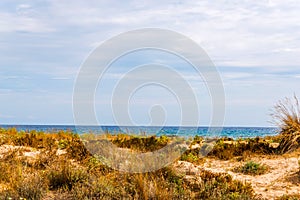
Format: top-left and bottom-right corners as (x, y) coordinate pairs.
(0, 125), (279, 139)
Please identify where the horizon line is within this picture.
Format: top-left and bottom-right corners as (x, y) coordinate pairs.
(0, 124), (278, 128)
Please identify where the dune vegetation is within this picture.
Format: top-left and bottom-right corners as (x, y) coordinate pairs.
(0, 96), (299, 199)
(0, 129), (256, 200)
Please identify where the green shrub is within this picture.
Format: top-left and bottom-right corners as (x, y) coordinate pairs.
(190, 135), (203, 146)
(58, 139), (69, 149)
(111, 135), (169, 152)
(208, 138), (275, 160)
(196, 170), (255, 199)
(181, 152), (199, 163)
(234, 161), (268, 175)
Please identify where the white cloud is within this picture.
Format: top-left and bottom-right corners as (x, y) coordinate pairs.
(2, 0), (300, 68)
(0, 9), (54, 33)
(44, 1), (300, 70)
(222, 72), (253, 80)
(1, 0), (300, 125)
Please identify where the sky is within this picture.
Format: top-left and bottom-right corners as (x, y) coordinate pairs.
(1, 0), (300, 126)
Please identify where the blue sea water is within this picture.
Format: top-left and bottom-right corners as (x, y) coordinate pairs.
(0, 125), (279, 138)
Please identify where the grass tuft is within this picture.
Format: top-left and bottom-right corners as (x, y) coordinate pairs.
(47, 160), (88, 190)
(271, 95), (300, 154)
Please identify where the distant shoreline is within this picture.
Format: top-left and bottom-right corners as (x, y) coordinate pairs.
(0, 124), (278, 128)
(0, 125), (279, 138)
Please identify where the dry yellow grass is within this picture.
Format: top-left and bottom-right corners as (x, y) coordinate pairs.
(0, 128), (257, 200)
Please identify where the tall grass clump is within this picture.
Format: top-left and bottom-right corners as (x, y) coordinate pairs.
(272, 95), (300, 135)
(47, 160), (88, 190)
(271, 95), (300, 153)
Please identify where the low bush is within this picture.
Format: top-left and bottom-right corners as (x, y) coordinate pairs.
(207, 137), (276, 160)
(111, 135), (170, 152)
(196, 170), (254, 199)
(47, 160), (88, 190)
(234, 161), (269, 175)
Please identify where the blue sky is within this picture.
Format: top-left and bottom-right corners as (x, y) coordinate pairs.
(1, 0), (300, 126)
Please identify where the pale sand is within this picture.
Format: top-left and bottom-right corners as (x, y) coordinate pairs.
(173, 151), (300, 199)
(1, 144), (299, 199)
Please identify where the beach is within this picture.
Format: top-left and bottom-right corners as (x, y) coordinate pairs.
(0, 128), (299, 199)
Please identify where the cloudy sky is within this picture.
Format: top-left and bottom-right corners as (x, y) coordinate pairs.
(1, 0), (300, 126)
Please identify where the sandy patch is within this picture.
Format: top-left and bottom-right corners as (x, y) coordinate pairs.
(173, 153), (299, 199)
(202, 156), (300, 199)
(0, 144), (67, 159)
